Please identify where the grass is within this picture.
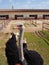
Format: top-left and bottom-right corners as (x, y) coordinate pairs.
(38, 31), (49, 45)
(42, 30), (49, 39)
(0, 31), (49, 65)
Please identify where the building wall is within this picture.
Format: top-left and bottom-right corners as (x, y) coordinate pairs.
(0, 11), (49, 20)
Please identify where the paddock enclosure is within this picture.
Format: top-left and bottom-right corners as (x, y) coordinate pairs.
(0, 9), (49, 65)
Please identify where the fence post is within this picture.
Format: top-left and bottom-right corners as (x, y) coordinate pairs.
(42, 22), (44, 31)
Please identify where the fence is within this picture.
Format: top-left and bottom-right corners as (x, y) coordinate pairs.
(42, 22), (49, 31)
(0, 20), (10, 31)
(0, 22), (3, 31)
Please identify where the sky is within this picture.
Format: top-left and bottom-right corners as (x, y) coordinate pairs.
(0, 0), (49, 9)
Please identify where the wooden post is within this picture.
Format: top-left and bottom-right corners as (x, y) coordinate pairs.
(42, 22), (44, 31)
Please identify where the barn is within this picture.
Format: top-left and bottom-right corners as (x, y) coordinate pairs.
(0, 9), (49, 20)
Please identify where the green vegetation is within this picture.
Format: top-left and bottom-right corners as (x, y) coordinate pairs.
(0, 31), (49, 65)
(38, 31), (49, 45)
(42, 30), (49, 38)
(0, 34), (9, 65)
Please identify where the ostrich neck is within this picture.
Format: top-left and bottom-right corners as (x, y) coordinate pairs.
(19, 27), (24, 62)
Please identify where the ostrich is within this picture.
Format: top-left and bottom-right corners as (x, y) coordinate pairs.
(5, 24), (43, 65)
